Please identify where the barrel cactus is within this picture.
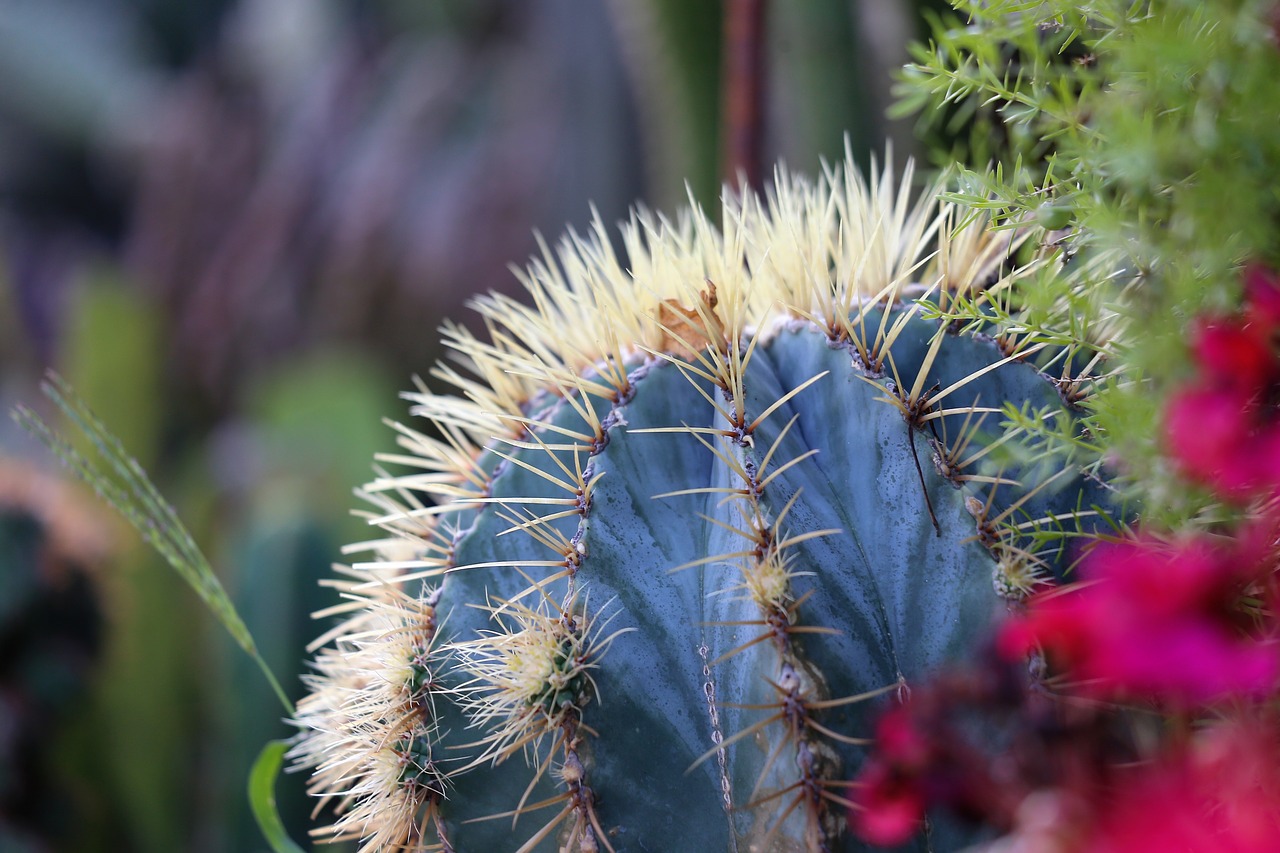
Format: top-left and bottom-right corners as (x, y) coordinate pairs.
(289, 154), (1108, 852)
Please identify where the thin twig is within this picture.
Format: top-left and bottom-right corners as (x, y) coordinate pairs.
(721, 0), (767, 192)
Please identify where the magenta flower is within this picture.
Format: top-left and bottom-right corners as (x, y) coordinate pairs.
(849, 693), (1019, 845)
(849, 706), (929, 844)
(1081, 719), (1280, 853)
(1165, 382), (1280, 499)
(1191, 319), (1275, 390)
(1164, 264), (1280, 500)
(849, 758), (927, 846)
(1163, 321), (1280, 498)
(1245, 263), (1280, 331)
(998, 533), (1277, 707)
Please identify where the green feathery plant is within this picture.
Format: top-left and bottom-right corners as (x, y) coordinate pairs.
(12, 376), (303, 852)
(12, 375), (290, 713)
(899, 0), (1280, 526)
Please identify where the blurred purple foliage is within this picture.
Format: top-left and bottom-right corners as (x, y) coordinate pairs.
(4, 0), (650, 410)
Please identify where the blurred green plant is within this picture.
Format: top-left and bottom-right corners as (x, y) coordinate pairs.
(14, 373), (304, 851)
(9, 274), (403, 850)
(0, 460), (110, 851)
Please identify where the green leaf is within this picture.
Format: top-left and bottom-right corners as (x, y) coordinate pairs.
(249, 741), (307, 853)
(12, 374), (293, 714)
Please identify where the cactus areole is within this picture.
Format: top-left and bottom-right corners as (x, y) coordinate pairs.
(289, 155), (1105, 852)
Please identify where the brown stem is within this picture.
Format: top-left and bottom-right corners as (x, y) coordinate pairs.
(721, 0), (767, 193)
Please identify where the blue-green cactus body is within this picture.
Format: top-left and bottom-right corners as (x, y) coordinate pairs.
(377, 314), (1087, 851)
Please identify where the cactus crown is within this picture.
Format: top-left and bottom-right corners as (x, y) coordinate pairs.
(289, 150), (1107, 852)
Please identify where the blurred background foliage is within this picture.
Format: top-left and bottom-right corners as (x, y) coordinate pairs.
(0, 1), (947, 850)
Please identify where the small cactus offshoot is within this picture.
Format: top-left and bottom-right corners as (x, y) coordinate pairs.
(289, 151), (1112, 852)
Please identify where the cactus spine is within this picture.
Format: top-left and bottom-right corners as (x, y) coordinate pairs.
(289, 153), (1104, 852)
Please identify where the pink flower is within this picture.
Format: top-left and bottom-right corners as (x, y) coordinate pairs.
(849, 706), (930, 844)
(1245, 263), (1280, 331)
(998, 534), (1277, 707)
(1191, 319), (1275, 391)
(874, 704), (930, 767)
(1164, 263), (1280, 500)
(850, 759), (926, 846)
(1084, 719), (1280, 853)
(1164, 383), (1280, 499)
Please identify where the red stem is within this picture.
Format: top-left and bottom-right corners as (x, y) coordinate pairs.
(721, 0), (767, 193)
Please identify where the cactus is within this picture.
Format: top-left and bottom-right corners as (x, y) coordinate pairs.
(289, 154), (1109, 852)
